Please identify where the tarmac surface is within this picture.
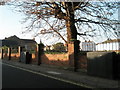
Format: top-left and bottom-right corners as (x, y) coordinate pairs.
(2, 63), (85, 88)
(1, 59), (119, 89)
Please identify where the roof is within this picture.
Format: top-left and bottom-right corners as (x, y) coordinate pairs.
(82, 40), (95, 43)
(1, 35), (37, 47)
(4, 35), (20, 40)
(102, 39), (120, 43)
(21, 39), (36, 44)
(97, 39), (120, 44)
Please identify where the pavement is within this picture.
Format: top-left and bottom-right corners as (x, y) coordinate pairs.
(1, 59), (119, 89)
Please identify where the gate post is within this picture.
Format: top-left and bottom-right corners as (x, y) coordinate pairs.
(68, 40), (80, 71)
(18, 46), (22, 62)
(8, 47), (11, 60)
(37, 44), (44, 65)
(1, 48), (4, 59)
(37, 44), (41, 65)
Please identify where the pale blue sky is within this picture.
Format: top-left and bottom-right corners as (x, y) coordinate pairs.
(0, 5), (36, 42)
(0, 3), (119, 45)
(0, 5), (64, 45)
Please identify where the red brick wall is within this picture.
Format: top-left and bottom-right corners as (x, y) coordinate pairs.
(31, 53), (87, 70)
(11, 53), (19, 60)
(1, 50), (88, 70)
(40, 53), (87, 69)
(2, 53), (20, 60)
(41, 53), (69, 67)
(31, 53), (37, 64)
(77, 54), (87, 70)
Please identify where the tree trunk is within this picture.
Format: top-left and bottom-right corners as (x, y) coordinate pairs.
(66, 18), (77, 43)
(65, 3), (77, 44)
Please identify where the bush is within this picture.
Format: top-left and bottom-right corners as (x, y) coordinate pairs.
(53, 42), (66, 52)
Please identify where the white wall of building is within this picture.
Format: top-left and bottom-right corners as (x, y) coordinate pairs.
(81, 41), (96, 51)
(96, 41), (120, 51)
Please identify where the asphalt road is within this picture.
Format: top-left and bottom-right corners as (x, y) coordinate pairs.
(2, 63), (87, 88)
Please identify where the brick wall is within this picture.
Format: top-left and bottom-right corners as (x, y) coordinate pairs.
(2, 53), (20, 60)
(11, 53), (19, 57)
(11, 53), (19, 60)
(0, 45), (88, 71)
(77, 54), (87, 70)
(41, 53), (69, 67)
(31, 53), (37, 64)
(34, 52), (87, 70)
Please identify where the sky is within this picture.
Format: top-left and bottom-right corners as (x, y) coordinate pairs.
(0, 2), (119, 45)
(0, 4), (66, 45)
(0, 5), (35, 40)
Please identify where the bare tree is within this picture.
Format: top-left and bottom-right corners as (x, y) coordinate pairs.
(7, 0), (120, 45)
(0, 0), (6, 5)
(0, 0), (12, 5)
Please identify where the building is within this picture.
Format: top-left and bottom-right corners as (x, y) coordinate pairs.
(81, 40), (96, 51)
(96, 39), (120, 52)
(1, 35), (37, 51)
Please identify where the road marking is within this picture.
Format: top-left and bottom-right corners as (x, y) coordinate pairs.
(47, 71), (62, 75)
(2, 62), (93, 88)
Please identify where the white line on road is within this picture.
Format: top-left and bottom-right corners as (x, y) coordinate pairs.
(2, 62), (92, 88)
(47, 71), (62, 75)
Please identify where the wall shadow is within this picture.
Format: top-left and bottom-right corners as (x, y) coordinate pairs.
(87, 51), (120, 80)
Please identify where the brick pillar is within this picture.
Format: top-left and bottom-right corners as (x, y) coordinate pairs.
(18, 46), (22, 62)
(8, 47), (11, 60)
(68, 40), (80, 71)
(35, 45), (38, 63)
(37, 44), (44, 65)
(1, 49), (4, 59)
(36, 44), (39, 65)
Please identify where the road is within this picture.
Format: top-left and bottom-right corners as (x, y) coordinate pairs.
(2, 62), (87, 88)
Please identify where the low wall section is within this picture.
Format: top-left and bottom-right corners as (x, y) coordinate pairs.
(41, 53), (69, 67)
